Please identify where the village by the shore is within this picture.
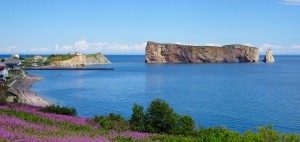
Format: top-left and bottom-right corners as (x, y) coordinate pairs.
(0, 52), (91, 107)
(0, 52), (112, 107)
(0, 54), (51, 107)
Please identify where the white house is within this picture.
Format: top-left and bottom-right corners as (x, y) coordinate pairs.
(11, 54), (20, 59)
(33, 56), (43, 60)
(0, 69), (8, 77)
(32, 63), (38, 67)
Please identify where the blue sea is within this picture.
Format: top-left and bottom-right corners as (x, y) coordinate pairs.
(2, 55), (299, 133)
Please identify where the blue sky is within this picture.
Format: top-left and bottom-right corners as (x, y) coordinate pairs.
(0, 0), (300, 55)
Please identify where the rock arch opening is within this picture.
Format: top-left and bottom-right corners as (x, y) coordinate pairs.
(235, 58), (240, 63)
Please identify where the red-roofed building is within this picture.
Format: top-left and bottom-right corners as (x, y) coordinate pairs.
(74, 52), (82, 56)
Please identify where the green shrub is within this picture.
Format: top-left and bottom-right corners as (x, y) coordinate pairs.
(145, 99), (178, 134)
(0, 85), (9, 95)
(257, 125), (281, 142)
(13, 96), (19, 103)
(93, 113), (130, 131)
(130, 99), (196, 135)
(151, 134), (198, 142)
(129, 103), (146, 131)
(195, 126), (242, 142)
(0, 94), (8, 105)
(40, 104), (77, 116)
(171, 115), (195, 135)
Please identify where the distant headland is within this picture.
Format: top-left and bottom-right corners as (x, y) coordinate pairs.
(45, 53), (111, 67)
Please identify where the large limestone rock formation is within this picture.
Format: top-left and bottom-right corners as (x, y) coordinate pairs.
(263, 49), (275, 63)
(49, 53), (110, 67)
(145, 41), (259, 63)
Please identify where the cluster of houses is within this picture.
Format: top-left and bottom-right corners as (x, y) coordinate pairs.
(0, 54), (23, 84)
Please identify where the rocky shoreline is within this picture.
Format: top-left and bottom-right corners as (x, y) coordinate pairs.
(9, 73), (49, 107)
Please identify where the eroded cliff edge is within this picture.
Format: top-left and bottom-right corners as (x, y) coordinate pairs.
(145, 41), (259, 63)
(49, 53), (111, 67)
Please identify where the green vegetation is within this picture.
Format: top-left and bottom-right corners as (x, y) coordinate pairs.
(0, 85), (9, 95)
(40, 103), (78, 116)
(5, 70), (23, 84)
(44, 54), (75, 65)
(130, 99), (195, 135)
(129, 103), (145, 131)
(0, 94), (8, 105)
(0, 99), (299, 141)
(0, 107), (54, 125)
(13, 95), (19, 103)
(86, 53), (99, 58)
(93, 113), (130, 131)
(150, 126), (300, 142)
(22, 58), (44, 67)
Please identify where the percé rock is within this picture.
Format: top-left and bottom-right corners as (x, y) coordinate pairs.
(263, 49), (275, 63)
(145, 41), (259, 63)
(50, 53), (110, 67)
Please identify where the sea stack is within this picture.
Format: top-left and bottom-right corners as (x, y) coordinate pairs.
(263, 49), (275, 63)
(145, 41), (259, 64)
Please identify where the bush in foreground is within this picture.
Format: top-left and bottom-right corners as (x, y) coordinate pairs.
(93, 113), (130, 131)
(0, 94), (8, 105)
(40, 103), (77, 116)
(130, 98), (195, 135)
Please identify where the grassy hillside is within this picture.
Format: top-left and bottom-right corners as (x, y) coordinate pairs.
(44, 54), (75, 65)
(0, 101), (299, 142)
(0, 104), (149, 142)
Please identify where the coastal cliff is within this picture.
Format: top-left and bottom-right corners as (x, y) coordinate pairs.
(49, 53), (110, 67)
(145, 41), (259, 63)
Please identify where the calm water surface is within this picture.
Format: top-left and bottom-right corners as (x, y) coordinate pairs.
(27, 55), (300, 133)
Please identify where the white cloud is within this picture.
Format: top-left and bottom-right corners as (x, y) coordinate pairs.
(291, 45), (300, 49)
(175, 42), (183, 45)
(281, 0), (300, 5)
(0, 45), (24, 53)
(242, 43), (253, 47)
(54, 39), (146, 54)
(259, 44), (283, 52)
(30, 48), (50, 52)
(74, 39), (89, 51)
(205, 43), (222, 47)
(175, 42), (198, 46)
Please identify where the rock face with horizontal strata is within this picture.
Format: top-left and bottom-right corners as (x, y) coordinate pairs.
(145, 41), (259, 63)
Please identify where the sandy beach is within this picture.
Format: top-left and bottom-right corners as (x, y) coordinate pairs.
(9, 72), (49, 107)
